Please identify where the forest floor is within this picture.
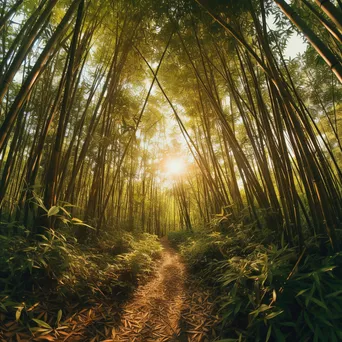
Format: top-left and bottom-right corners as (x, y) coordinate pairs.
(111, 239), (219, 342)
(0, 239), (219, 342)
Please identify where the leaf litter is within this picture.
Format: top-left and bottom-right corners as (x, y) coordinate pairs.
(0, 241), (219, 341)
(113, 240), (219, 342)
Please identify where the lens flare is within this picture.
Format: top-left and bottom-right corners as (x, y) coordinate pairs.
(166, 158), (186, 175)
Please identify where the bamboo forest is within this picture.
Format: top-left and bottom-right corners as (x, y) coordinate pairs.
(1, 0), (342, 341)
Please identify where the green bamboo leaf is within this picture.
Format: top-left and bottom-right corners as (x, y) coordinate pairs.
(296, 288), (310, 297)
(71, 219), (95, 230)
(48, 206), (59, 217)
(266, 310), (284, 320)
(326, 290), (342, 298)
(32, 318), (52, 329)
(250, 304), (272, 316)
(56, 309), (62, 325)
(71, 217), (82, 223)
(305, 285), (315, 306)
(39, 258), (48, 267)
(304, 311), (314, 332)
(36, 234), (49, 241)
(312, 272), (320, 286)
(310, 297), (328, 310)
(318, 266), (336, 273)
(316, 315), (333, 327)
(314, 325), (324, 342)
(30, 327), (51, 333)
(59, 206), (71, 217)
(266, 325), (272, 342)
(35, 196), (47, 212)
(15, 306), (24, 321)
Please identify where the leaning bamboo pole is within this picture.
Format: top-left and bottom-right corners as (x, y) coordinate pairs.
(274, 0), (342, 83)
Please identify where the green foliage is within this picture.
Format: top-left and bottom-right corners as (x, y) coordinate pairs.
(177, 221), (342, 341)
(0, 227), (162, 306)
(0, 227), (163, 336)
(34, 196), (95, 231)
(167, 230), (193, 248)
(179, 231), (225, 272)
(0, 229), (74, 295)
(115, 233), (163, 279)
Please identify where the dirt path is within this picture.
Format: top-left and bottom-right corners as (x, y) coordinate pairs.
(0, 241), (218, 342)
(112, 241), (218, 342)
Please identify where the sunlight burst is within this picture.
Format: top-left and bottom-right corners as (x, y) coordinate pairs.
(165, 158), (186, 176)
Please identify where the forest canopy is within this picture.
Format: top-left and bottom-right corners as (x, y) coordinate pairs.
(0, 0), (342, 341)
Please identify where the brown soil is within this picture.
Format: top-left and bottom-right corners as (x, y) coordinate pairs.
(111, 240), (219, 342)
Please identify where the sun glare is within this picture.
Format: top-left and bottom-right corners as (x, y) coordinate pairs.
(165, 158), (186, 175)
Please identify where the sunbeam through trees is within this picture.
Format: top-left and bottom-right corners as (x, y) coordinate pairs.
(0, 0), (342, 341)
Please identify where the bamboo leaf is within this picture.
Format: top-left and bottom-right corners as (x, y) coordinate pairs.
(326, 290), (342, 298)
(47, 206), (59, 217)
(59, 206), (71, 217)
(15, 306), (24, 321)
(266, 325), (272, 342)
(71, 218), (95, 230)
(56, 309), (62, 325)
(304, 311), (314, 332)
(32, 318), (52, 329)
(265, 310), (284, 320)
(310, 297), (328, 310)
(296, 288), (310, 297)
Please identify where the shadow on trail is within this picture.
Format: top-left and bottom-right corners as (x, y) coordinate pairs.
(112, 241), (185, 341)
(111, 240), (218, 342)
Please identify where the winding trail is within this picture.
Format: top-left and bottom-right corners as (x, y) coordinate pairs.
(0, 240), (218, 342)
(112, 240), (219, 342)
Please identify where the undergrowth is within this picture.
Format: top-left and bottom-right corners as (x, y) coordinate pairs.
(169, 224), (342, 341)
(0, 226), (162, 337)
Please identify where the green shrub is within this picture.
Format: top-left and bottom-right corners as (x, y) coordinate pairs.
(178, 221), (342, 341)
(0, 229), (75, 295)
(94, 230), (135, 255)
(180, 232), (225, 271)
(115, 233), (163, 279)
(216, 249), (342, 341)
(167, 230), (193, 248)
(0, 229), (163, 302)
